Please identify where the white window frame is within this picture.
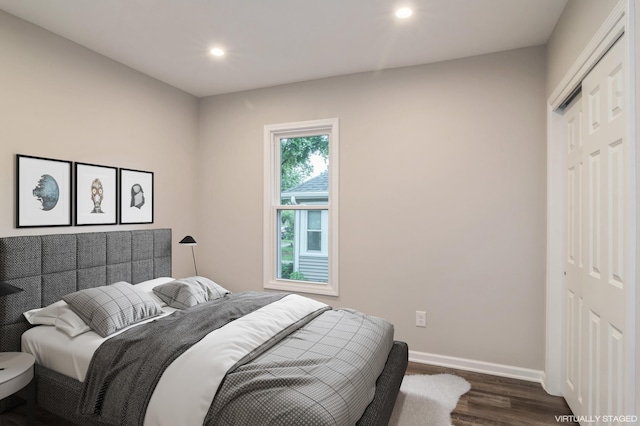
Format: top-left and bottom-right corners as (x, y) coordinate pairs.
(263, 118), (339, 296)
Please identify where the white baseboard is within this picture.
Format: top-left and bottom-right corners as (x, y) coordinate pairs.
(408, 350), (545, 384)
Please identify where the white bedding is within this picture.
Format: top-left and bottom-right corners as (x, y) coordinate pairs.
(22, 292), (327, 426)
(21, 307), (176, 382)
(21, 277), (178, 382)
(145, 294), (327, 426)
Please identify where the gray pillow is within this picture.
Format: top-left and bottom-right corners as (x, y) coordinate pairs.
(152, 276), (230, 309)
(63, 282), (163, 337)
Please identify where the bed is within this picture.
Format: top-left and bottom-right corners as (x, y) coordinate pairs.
(0, 229), (407, 425)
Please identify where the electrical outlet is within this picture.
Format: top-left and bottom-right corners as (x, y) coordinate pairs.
(415, 311), (426, 327)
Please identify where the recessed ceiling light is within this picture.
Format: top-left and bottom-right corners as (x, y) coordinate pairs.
(395, 7), (413, 19)
(210, 48), (225, 57)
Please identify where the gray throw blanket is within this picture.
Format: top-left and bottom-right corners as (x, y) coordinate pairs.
(79, 292), (289, 425)
(205, 308), (394, 426)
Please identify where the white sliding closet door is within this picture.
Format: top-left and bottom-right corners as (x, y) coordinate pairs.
(563, 91), (584, 416)
(563, 35), (629, 424)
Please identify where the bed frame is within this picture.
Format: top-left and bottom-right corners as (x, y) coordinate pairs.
(0, 229), (407, 425)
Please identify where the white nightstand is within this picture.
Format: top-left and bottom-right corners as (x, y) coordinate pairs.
(0, 352), (35, 426)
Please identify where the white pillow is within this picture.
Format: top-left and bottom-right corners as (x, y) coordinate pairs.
(133, 277), (175, 308)
(23, 300), (91, 337)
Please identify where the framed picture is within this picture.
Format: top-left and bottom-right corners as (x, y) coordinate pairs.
(120, 168), (154, 224)
(75, 162), (118, 226)
(16, 154), (72, 228)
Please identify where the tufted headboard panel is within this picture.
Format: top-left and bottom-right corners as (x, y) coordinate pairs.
(0, 229), (171, 353)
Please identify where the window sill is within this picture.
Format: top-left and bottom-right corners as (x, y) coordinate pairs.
(265, 279), (338, 297)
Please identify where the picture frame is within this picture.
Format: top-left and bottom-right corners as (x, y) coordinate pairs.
(75, 162), (118, 226)
(16, 154), (72, 228)
(120, 168), (154, 224)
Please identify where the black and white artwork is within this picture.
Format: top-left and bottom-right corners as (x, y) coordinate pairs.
(75, 162), (118, 226)
(16, 154), (72, 228)
(120, 168), (153, 224)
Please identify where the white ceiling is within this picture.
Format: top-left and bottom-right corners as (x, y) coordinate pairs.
(0, 0), (567, 98)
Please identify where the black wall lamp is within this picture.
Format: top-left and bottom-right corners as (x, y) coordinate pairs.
(0, 282), (23, 297)
(179, 235), (198, 276)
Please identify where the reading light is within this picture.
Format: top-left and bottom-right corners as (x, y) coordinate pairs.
(210, 48), (225, 57)
(395, 7), (413, 19)
(179, 235), (199, 275)
(0, 282), (23, 297)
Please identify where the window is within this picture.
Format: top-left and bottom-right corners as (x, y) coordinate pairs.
(306, 211), (322, 252)
(301, 210), (328, 255)
(264, 118), (339, 296)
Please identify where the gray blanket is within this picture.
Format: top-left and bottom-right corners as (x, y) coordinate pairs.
(80, 293), (394, 426)
(206, 308), (394, 426)
(79, 292), (289, 425)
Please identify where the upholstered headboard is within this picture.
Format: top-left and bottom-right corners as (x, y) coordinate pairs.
(0, 229), (171, 353)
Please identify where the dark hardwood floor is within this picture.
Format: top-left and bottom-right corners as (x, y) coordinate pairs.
(0, 403), (65, 426)
(1, 362), (577, 425)
(406, 362), (578, 425)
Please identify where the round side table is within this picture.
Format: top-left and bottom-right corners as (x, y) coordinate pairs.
(0, 352), (35, 426)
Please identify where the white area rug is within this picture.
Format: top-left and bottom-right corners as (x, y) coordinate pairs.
(389, 374), (471, 426)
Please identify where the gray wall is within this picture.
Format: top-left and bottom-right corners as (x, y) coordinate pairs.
(636, 3), (640, 413)
(5, 1), (624, 373)
(0, 10), (200, 277)
(198, 46), (548, 370)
